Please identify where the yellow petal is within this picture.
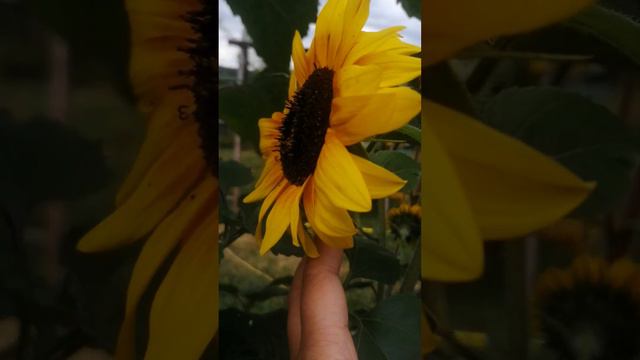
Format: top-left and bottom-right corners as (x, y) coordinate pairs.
(334, 0), (370, 67)
(424, 0), (593, 65)
(258, 112), (283, 157)
(423, 118), (483, 281)
(115, 177), (217, 359)
(310, 0), (341, 67)
(292, 31), (309, 87)
(255, 179), (288, 243)
(422, 311), (437, 354)
(144, 208), (218, 360)
(116, 92), (195, 206)
(426, 100), (595, 240)
(345, 26), (420, 67)
(314, 130), (371, 211)
(350, 154), (406, 198)
(77, 128), (206, 252)
(298, 221), (319, 257)
(289, 182), (307, 248)
(303, 177), (356, 238)
(260, 185), (301, 255)
(244, 156), (283, 203)
(314, 227), (354, 249)
(356, 53), (421, 88)
(332, 87), (420, 145)
(334, 65), (382, 98)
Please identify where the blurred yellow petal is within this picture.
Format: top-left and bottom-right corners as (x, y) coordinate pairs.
(116, 177), (217, 359)
(426, 100), (594, 240)
(422, 311), (437, 354)
(77, 127), (206, 252)
(145, 208), (218, 360)
(351, 154), (406, 198)
(117, 93), (195, 205)
(424, 0), (594, 64)
(423, 116), (483, 281)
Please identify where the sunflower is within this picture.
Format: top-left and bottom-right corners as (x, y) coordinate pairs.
(77, 0), (218, 359)
(421, 0), (595, 282)
(535, 256), (640, 359)
(243, 0), (421, 256)
(388, 203), (421, 242)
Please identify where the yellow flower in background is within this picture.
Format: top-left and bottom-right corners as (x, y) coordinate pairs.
(422, 0), (595, 282)
(388, 203), (421, 241)
(535, 256), (640, 357)
(244, 0), (421, 256)
(77, 0), (218, 359)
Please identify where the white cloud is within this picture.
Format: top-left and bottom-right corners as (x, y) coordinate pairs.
(219, 0), (420, 71)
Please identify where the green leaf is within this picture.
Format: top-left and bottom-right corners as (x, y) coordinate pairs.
(219, 72), (289, 147)
(568, 5), (640, 66)
(394, 124), (421, 144)
(225, 0), (318, 72)
(480, 87), (639, 217)
(397, 0), (420, 19)
(352, 294), (421, 360)
(219, 160), (254, 191)
(270, 233), (304, 257)
(346, 236), (403, 284)
(369, 150), (420, 193)
(219, 308), (289, 359)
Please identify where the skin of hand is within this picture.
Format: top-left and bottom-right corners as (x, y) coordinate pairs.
(287, 242), (358, 360)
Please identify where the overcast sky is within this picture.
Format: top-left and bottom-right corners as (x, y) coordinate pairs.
(219, 0), (421, 71)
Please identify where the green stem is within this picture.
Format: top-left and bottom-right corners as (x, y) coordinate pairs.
(399, 241), (420, 293)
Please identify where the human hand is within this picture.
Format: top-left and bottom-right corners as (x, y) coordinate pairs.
(287, 242), (358, 360)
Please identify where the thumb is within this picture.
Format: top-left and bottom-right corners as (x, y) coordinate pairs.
(299, 242), (357, 359)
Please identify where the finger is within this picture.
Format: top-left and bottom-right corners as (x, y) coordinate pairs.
(299, 241), (357, 359)
(288, 257), (305, 358)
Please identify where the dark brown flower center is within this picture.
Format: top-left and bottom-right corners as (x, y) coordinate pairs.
(279, 67), (334, 185)
(182, 0), (217, 176)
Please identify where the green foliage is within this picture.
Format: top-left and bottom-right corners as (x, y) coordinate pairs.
(220, 160), (254, 192)
(397, 0), (421, 19)
(370, 150), (421, 193)
(219, 308), (290, 360)
(346, 236), (403, 285)
(352, 294), (421, 360)
(219, 72), (289, 147)
(480, 87), (639, 217)
(225, 0), (318, 72)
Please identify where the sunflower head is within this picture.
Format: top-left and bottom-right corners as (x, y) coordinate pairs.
(243, 0), (420, 257)
(535, 256), (640, 359)
(388, 203), (421, 242)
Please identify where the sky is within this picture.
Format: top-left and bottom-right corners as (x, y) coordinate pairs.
(218, 0), (421, 71)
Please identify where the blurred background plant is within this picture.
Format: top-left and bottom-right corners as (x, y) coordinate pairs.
(0, 0), (144, 358)
(217, 0), (422, 359)
(423, 0), (640, 359)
